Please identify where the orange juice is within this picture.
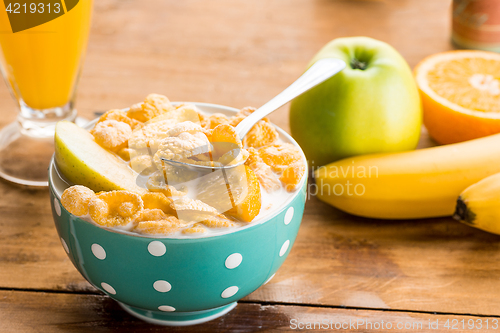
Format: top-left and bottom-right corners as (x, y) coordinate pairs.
(0, 0), (92, 110)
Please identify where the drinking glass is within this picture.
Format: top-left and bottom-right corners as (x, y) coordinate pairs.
(0, 0), (93, 186)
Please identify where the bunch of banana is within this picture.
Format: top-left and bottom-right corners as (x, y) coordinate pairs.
(454, 173), (500, 234)
(315, 133), (500, 219)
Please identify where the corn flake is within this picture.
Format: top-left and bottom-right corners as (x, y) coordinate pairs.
(182, 224), (207, 234)
(153, 132), (211, 170)
(218, 148), (249, 166)
(166, 121), (204, 137)
(130, 155), (156, 175)
(245, 148), (281, 192)
(244, 120), (278, 148)
(201, 215), (235, 228)
(280, 162), (306, 192)
(230, 107), (270, 126)
(61, 185), (96, 216)
(236, 106), (256, 118)
(229, 116), (245, 127)
(135, 208), (169, 222)
(226, 166), (261, 222)
(212, 124), (242, 147)
(141, 192), (175, 215)
(128, 120), (176, 151)
(145, 104), (203, 128)
(134, 215), (182, 235)
(89, 191), (143, 227)
(171, 197), (218, 214)
(171, 197), (218, 222)
(91, 120), (132, 152)
(201, 113), (230, 129)
(258, 143), (302, 172)
(117, 147), (134, 161)
(146, 170), (189, 197)
(127, 94), (174, 122)
(97, 109), (143, 130)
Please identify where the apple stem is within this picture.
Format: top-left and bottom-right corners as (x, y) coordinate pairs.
(350, 58), (367, 70)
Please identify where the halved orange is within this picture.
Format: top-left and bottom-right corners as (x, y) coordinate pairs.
(414, 50), (500, 144)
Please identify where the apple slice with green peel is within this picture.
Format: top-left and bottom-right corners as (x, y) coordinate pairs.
(55, 121), (146, 193)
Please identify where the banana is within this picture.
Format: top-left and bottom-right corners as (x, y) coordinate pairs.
(454, 173), (500, 235)
(314, 133), (500, 219)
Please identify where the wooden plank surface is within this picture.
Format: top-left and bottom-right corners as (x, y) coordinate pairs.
(1, 290), (499, 333)
(3, 0), (498, 330)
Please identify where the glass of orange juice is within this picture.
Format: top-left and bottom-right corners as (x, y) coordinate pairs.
(0, 0), (92, 186)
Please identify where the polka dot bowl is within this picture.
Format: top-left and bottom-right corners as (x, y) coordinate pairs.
(48, 103), (308, 326)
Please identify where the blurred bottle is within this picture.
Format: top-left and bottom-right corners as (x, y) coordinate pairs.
(452, 0), (500, 52)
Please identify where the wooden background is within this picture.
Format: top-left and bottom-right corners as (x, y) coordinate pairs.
(3, 0), (500, 331)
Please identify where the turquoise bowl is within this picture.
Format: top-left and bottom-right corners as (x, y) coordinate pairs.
(48, 103), (307, 326)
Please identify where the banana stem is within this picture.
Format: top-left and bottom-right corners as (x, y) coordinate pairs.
(453, 196), (476, 225)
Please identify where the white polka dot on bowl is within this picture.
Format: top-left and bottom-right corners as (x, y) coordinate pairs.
(264, 273), (276, 285)
(158, 305), (175, 312)
(153, 280), (172, 293)
(148, 241), (166, 257)
(54, 198), (61, 217)
(101, 282), (116, 295)
(279, 240), (290, 257)
(91, 243), (106, 260)
(60, 238), (69, 254)
(225, 253), (242, 269)
(284, 207), (294, 225)
(221, 286), (238, 299)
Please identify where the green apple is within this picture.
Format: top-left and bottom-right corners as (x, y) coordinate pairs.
(55, 121), (145, 193)
(290, 36), (422, 167)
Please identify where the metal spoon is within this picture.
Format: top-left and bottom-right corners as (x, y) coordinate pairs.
(161, 57), (346, 172)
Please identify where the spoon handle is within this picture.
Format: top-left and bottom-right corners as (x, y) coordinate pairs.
(235, 57), (346, 139)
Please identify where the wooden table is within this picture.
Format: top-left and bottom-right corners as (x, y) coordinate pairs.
(2, 0), (500, 331)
